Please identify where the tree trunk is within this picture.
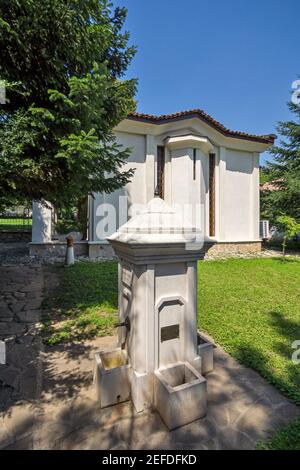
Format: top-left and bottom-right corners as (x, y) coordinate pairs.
(282, 236), (287, 257)
(77, 196), (88, 241)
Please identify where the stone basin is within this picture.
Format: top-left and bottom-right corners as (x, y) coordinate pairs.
(101, 349), (129, 370)
(94, 348), (131, 407)
(197, 331), (214, 375)
(154, 362), (207, 430)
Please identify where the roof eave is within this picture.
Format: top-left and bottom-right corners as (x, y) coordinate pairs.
(126, 112), (276, 145)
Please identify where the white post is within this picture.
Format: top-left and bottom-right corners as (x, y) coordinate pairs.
(218, 147), (227, 241)
(145, 135), (156, 201)
(0, 340), (5, 364)
(31, 200), (52, 243)
(214, 149), (221, 240)
(65, 235), (75, 266)
(251, 152), (260, 240)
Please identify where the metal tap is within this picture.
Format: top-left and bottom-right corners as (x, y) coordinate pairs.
(116, 316), (131, 332)
(116, 316), (131, 349)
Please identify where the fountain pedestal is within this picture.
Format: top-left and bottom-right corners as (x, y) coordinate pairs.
(94, 197), (212, 428)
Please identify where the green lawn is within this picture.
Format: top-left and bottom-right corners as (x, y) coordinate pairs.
(42, 257), (300, 448)
(198, 257), (300, 405)
(42, 261), (118, 345)
(257, 416), (300, 450)
(197, 257), (300, 450)
(0, 218), (32, 231)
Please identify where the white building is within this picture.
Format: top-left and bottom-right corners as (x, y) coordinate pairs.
(30, 108), (276, 258)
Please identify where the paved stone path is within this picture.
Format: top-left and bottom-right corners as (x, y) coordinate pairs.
(0, 333), (298, 450)
(0, 242), (32, 265)
(0, 259), (44, 410)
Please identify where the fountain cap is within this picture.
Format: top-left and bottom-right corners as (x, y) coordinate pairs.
(107, 197), (201, 245)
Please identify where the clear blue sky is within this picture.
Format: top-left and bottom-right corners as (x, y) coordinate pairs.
(118, 0), (299, 163)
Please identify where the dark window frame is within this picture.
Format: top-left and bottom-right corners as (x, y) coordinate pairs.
(193, 148), (196, 180)
(157, 146), (165, 199)
(209, 153), (216, 237)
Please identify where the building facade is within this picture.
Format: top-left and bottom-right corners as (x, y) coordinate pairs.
(30, 109), (275, 258)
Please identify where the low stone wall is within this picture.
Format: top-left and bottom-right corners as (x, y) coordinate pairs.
(28, 240), (262, 261)
(29, 241), (88, 258)
(0, 231), (31, 243)
(87, 241), (261, 261)
(88, 243), (116, 260)
(204, 241), (261, 259)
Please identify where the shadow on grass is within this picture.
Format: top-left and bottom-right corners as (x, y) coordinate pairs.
(269, 310), (300, 336)
(41, 262), (119, 345)
(43, 262), (118, 311)
(231, 340), (300, 449)
(267, 256), (300, 264)
(231, 311), (300, 406)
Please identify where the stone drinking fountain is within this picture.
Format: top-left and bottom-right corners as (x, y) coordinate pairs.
(94, 197), (214, 429)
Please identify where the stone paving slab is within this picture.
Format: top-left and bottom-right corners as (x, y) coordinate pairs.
(0, 260), (44, 410)
(0, 335), (298, 450)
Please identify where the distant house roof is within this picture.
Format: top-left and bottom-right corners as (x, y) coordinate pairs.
(261, 179), (283, 192)
(127, 109), (276, 145)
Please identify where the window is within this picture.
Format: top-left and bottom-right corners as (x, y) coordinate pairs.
(209, 153), (216, 237)
(157, 146), (165, 199)
(193, 149), (196, 180)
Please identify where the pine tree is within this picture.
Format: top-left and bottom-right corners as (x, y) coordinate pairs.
(0, 0), (137, 212)
(262, 101), (300, 223)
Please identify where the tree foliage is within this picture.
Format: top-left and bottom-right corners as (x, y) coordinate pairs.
(261, 101), (300, 223)
(276, 215), (300, 256)
(0, 0), (137, 211)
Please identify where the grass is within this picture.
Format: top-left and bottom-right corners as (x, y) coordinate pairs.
(198, 257), (300, 405)
(0, 218), (32, 231)
(257, 416), (300, 450)
(42, 261), (118, 345)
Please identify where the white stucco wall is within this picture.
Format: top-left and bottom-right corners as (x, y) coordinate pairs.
(218, 148), (257, 242)
(91, 132), (147, 242)
(170, 148), (191, 206)
(115, 131), (147, 211)
(168, 147), (207, 233)
(31, 112), (270, 249)
(198, 149), (209, 239)
(90, 123), (263, 244)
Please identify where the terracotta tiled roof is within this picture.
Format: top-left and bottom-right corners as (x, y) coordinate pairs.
(127, 109), (276, 144)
